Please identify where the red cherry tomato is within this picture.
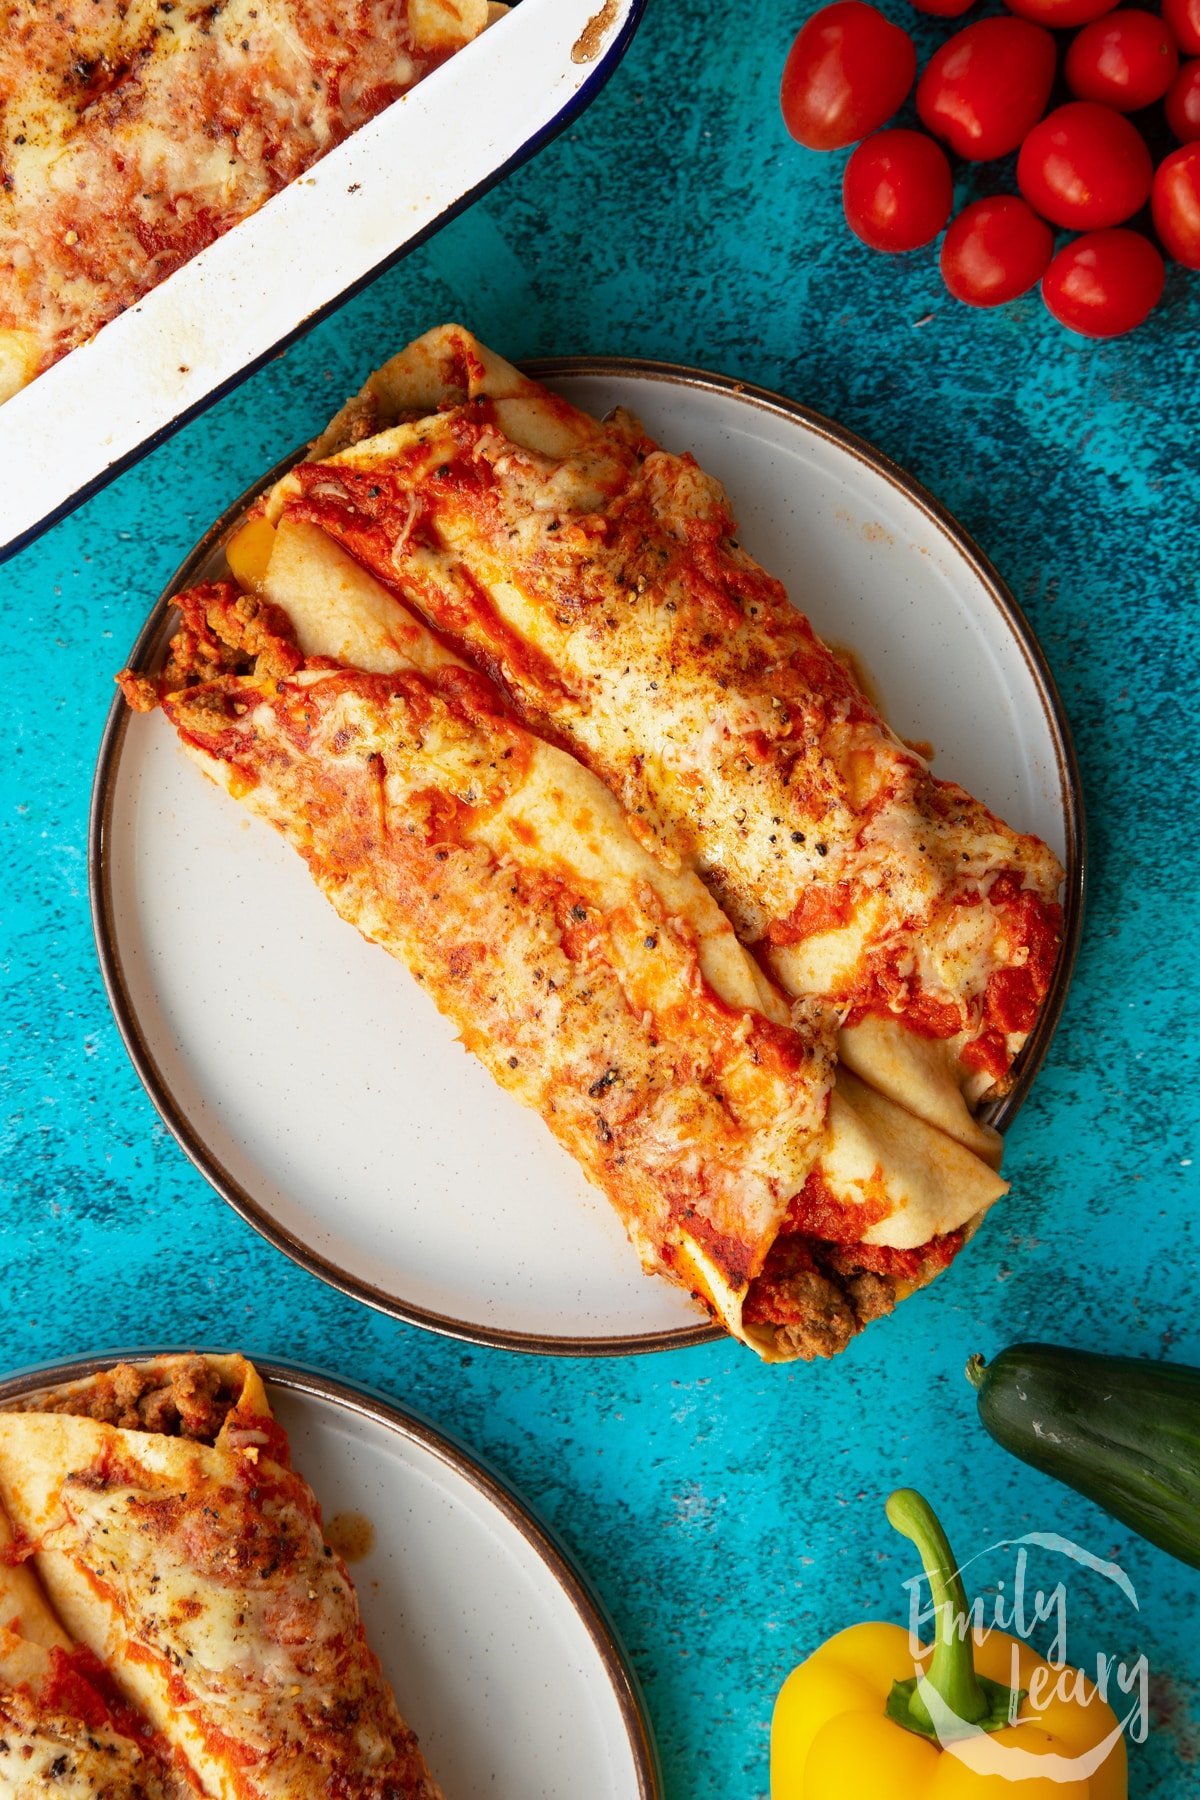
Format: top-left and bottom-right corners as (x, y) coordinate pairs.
(1065, 11), (1180, 110)
(940, 197), (1055, 304)
(1041, 229), (1165, 334)
(1017, 103), (1154, 228)
(1166, 59), (1200, 138)
(1003, 0), (1119, 27)
(909, 0), (977, 15)
(1163, 0), (1200, 55)
(842, 130), (954, 251)
(916, 18), (1057, 162)
(1152, 141), (1200, 264)
(780, 3), (917, 150)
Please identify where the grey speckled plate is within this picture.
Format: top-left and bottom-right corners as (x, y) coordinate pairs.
(0, 1355), (659, 1800)
(90, 362), (1084, 1356)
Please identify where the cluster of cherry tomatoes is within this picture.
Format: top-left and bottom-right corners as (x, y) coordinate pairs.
(780, 0), (1200, 334)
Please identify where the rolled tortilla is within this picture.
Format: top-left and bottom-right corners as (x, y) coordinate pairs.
(267, 325), (1062, 1157)
(0, 1355), (442, 1800)
(121, 530), (1006, 1359)
(0, 1489), (193, 1799)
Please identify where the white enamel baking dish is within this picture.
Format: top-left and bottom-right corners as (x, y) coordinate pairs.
(0, 0), (644, 561)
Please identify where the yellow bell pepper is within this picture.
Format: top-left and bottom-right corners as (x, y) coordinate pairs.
(772, 1489), (1127, 1800)
(224, 513), (277, 592)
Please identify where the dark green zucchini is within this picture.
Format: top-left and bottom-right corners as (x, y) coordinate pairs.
(968, 1342), (1200, 1569)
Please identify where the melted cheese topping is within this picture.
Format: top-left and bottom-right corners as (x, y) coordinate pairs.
(132, 553), (1010, 1358)
(0, 1554), (190, 1800)
(0, 1406), (441, 1800)
(0, 2), (487, 390)
(0, 1645), (181, 1800)
(167, 636), (834, 1313)
(272, 326), (1063, 1117)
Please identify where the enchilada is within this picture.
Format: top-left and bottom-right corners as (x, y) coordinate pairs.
(255, 326), (1064, 1165)
(121, 528), (1007, 1359)
(0, 1354), (443, 1799)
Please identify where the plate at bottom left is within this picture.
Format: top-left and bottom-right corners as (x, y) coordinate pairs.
(0, 1355), (660, 1800)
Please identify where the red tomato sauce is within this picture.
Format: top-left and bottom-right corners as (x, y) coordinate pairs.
(780, 1166), (893, 1242)
(744, 1159), (965, 1325)
(44, 1645), (156, 1744)
(767, 882), (855, 947)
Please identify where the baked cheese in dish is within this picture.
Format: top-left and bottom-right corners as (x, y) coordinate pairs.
(121, 527), (1007, 1359)
(0, 1354), (443, 1800)
(263, 325), (1064, 1168)
(0, 1), (491, 403)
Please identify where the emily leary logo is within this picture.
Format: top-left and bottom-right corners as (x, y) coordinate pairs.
(903, 1531), (1150, 1780)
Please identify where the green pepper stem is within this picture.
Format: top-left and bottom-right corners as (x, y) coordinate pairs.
(886, 1488), (989, 1731)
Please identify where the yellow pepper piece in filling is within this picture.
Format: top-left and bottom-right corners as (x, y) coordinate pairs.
(771, 1492), (1127, 1799)
(224, 513), (277, 592)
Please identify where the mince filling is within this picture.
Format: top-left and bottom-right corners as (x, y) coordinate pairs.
(8, 1358), (243, 1443)
(119, 585), (302, 715)
(742, 1228), (965, 1360)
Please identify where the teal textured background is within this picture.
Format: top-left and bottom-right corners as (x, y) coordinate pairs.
(2, 0), (1198, 1792)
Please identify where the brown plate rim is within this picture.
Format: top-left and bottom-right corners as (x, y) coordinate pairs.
(0, 1349), (660, 1799)
(88, 357), (1085, 1356)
